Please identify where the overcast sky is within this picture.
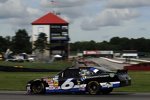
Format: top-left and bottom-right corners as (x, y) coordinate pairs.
(0, 0), (150, 42)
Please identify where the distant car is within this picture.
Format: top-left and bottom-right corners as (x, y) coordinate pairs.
(26, 66), (131, 95)
(6, 55), (24, 62)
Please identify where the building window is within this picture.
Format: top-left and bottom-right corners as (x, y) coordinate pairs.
(62, 32), (68, 36)
(38, 27), (44, 33)
(51, 33), (61, 36)
(62, 26), (68, 30)
(51, 34), (61, 36)
(51, 25), (61, 28)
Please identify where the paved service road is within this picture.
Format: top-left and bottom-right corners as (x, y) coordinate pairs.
(89, 58), (129, 70)
(0, 91), (150, 100)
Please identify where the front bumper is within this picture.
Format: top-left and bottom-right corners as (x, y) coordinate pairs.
(120, 79), (131, 87)
(117, 72), (131, 87)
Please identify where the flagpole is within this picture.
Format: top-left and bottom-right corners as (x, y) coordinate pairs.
(50, 0), (55, 14)
(50, 0), (61, 15)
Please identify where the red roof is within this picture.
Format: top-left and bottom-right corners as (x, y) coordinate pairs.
(32, 12), (68, 25)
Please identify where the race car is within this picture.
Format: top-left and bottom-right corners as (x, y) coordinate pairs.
(26, 66), (131, 95)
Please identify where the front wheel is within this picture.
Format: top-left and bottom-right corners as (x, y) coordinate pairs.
(31, 82), (45, 94)
(87, 81), (100, 95)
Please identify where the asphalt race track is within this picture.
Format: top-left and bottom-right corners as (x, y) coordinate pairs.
(89, 58), (128, 70)
(0, 91), (150, 100)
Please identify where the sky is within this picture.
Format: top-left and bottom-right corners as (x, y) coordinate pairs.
(0, 0), (150, 42)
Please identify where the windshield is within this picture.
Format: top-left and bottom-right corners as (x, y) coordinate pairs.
(80, 67), (112, 76)
(94, 67), (112, 72)
(89, 67), (112, 74)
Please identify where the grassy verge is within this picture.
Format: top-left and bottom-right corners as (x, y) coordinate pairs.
(0, 61), (72, 70)
(0, 71), (150, 92)
(115, 71), (150, 92)
(0, 72), (56, 91)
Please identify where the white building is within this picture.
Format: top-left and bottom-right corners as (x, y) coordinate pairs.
(121, 50), (138, 58)
(32, 12), (70, 59)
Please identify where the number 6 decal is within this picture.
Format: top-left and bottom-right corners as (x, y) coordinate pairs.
(61, 78), (74, 90)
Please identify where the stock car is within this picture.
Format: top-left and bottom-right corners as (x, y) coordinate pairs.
(26, 66), (131, 95)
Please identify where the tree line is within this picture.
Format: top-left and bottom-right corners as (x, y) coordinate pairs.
(0, 29), (32, 54)
(0, 29), (48, 55)
(70, 37), (150, 52)
(0, 29), (150, 55)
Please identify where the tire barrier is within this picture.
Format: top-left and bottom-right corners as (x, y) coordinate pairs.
(0, 65), (61, 72)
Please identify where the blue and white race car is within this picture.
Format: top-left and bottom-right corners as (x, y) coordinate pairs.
(26, 66), (131, 95)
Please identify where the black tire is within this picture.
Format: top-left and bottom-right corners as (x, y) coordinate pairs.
(101, 88), (113, 95)
(87, 81), (100, 95)
(31, 82), (45, 94)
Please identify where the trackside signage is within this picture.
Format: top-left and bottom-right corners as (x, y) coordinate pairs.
(83, 51), (113, 55)
(83, 51), (98, 55)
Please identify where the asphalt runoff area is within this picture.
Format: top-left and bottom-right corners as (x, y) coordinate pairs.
(0, 91), (150, 100)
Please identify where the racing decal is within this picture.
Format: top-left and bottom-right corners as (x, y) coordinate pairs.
(78, 84), (86, 91)
(44, 78), (59, 90)
(112, 82), (120, 88)
(86, 75), (110, 79)
(90, 67), (99, 73)
(100, 82), (113, 88)
(54, 80), (59, 86)
(48, 86), (56, 90)
(100, 82), (120, 89)
(61, 78), (74, 90)
(109, 73), (115, 78)
(77, 80), (81, 85)
(45, 78), (87, 92)
(47, 79), (54, 86)
(46, 84), (87, 93)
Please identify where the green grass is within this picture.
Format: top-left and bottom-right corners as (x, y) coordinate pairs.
(0, 72), (56, 91)
(0, 61), (72, 70)
(0, 71), (150, 92)
(115, 71), (150, 92)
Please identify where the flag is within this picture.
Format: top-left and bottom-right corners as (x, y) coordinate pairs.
(50, 0), (58, 5)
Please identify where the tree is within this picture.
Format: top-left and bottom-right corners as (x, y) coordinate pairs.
(11, 29), (32, 54)
(0, 36), (11, 52)
(70, 37), (150, 53)
(0, 36), (7, 52)
(110, 37), (120, 45)
(34, 32), (48, 53)
(97, 41), (110, 50)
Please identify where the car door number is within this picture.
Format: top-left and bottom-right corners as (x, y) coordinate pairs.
(61, 78), (74, 90)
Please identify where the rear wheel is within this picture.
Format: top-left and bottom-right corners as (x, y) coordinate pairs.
(31, 82), (45, 94)
(87, 81), (100, 95)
